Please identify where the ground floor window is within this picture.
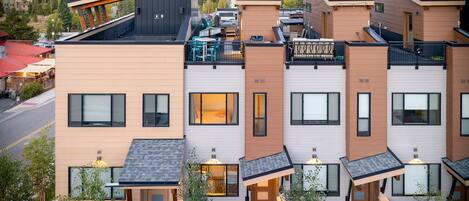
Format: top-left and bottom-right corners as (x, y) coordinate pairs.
(200, 164), (239, 197)
(392, 164), (440, 196)
(291, 164), (340, 196)
(69, 167), (124, 200)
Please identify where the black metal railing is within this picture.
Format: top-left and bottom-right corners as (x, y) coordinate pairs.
(388, 41), (446, 66)
(286, 40), (345, 65)
(184, 40), (244, 64)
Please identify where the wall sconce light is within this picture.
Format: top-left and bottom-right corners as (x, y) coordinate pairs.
(205, 147), (222, 164)
(92, 150), (107, 168)
(408, 147), (424, 164)
(306, 147), (322, 165)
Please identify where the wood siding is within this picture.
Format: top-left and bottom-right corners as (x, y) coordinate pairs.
(304, 0), (333, 37)
(54, 44), (184, 197)
(331, 6), (370, 41)
(422, 6), (460, 41)
(345, 45), (388, 160)
(446, 46), (469, 161)
(244, 46), (284, 160)
(239, 5), (278, 41)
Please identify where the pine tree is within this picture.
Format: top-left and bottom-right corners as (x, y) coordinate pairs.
(0, 9), (39, 41)
(58, 0), (72, 31)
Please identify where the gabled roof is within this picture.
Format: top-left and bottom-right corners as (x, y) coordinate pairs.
(119, 139), (185, 186)
(4, 41), (52, 56)
(442, 157), (469, 186)
(340, 148), (405, 185)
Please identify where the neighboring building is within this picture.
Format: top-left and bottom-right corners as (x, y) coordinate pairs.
(55, 0), (469, 200)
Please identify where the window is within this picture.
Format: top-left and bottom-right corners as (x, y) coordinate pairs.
(357, 93), (370, 136)
(201, 164), (239, 197)
(69, 167), (124, 199)
(392, 93), (440, 125)
(291, 164), (340, 196)
(461, 93), (469, 135)
(304, 3), (312, 13)
(392, 164), (440, 196)
(254, 93), (267, 136)
(143, 94), (169, 127)
(189, 93), (238, 125)
(291, 93), (340, 125)
(375, 2), (384, 13)
(68, 94), (125, 127)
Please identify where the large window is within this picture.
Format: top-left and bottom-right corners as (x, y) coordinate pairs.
(291, 164), (340, 196)
(143, 94), (169, 127)
(189, 93), (238, 125)
(392, 164), (440, 196)
(357, 93), (370, 136)
(392, 93), (440, 125)
(69, 167), (124, 199)
(69, 94), (125, 127)
(291, 93), (340, 125)
(461, 93), (469, 136)
(254, 93), (267, 136)
(201, 164), (239, 197)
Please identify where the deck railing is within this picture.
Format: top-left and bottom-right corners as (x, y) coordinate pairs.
(388, 41), (446, 66)
(184, 40), (244, 64)
(286, 40), (345, 65)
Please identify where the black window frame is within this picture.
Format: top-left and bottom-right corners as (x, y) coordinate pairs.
(391, 93), (441, 126)
(290, 92), (340, 126)
(391, 163), (441, 196)
(374, 2), (384, 13)
(304, 3), (312, 13)
(68, 166), (124, 200)
(461, 93), (469, 136)
(253, 92), (267, 137)
(68, 93), (126, 127)
(188, 92), (239, 126)
(142, 93), (170, 127)
(357, 93), (371, 137)
(290, 164), (340, 197)
(200, 164), (240, 197)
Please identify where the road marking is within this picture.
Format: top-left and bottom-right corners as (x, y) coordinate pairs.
(1, 121), (55, 153)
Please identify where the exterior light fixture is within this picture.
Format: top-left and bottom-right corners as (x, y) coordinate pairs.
(408, 147), (424, 164)
(205, 147), (222, 164)
(306, 147), (322, 165)
(92, 150), (107, 168)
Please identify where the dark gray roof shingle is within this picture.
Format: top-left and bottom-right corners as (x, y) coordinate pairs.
(340, 148), (403, 180)
(442, 157), (469, 180)
(119, 139), (185, 185)
(239, 147), (293, 180)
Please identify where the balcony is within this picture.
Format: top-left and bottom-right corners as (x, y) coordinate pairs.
(285, 40), (345, 65)
(388, 41), (446, 66)
(184, 40), (244, 65)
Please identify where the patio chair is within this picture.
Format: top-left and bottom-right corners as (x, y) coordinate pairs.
(190, 41), (203, 61)
(207, 41), (220, 62)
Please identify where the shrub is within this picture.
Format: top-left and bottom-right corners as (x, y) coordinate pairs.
(20, 82), (44, 100)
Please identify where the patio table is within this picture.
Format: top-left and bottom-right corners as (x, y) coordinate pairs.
(195, 37), (216, 61)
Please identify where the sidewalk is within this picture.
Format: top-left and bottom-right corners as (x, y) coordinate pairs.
(0, 89), (55, 122)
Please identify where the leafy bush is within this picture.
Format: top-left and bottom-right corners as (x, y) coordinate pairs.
(20, 82), (44, 100)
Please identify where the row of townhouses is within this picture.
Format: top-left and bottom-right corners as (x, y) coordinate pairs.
(55, 0), (469, 200)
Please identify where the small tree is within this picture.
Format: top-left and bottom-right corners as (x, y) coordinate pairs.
(75, 167), (107, 201)
(178, 148), (209, 201)
(412, 184), (446, 201)
(217, 0), (227, 8)
(0, 153), (34, 201)
(0, 9), (39, 41)
(281, 166), (326, 201)
(58, 0), (72, 31)
(282, 0), (303, 8)
(22, 128), (55, 201)
(46, 12), (63, 40)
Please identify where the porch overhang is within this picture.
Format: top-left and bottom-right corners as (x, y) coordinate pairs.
(340, 148), (405, 186)
(442, 157), (469, 186)
(240, 146), (294, 186)
(118, 139), (185, 188)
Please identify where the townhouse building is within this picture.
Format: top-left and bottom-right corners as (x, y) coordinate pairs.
(55, 0), (469, 200)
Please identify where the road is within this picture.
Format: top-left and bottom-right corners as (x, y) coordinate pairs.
(0, 100), (55, 159)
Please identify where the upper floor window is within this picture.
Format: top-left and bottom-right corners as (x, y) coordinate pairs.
(375, 2), (384, 13)
(291, 164), (340, 196)
(69, 167), (124, 199)
(201, 164), (239, 197)
(392, 93), (440, 125)
(304, 3), (312, 13)
(189, 93), (238, 125)
(392, 164), (440, 196)
(254, 93), (267, 136)
(357, 93), (370, 136)
(291, 93), (340, 125)
(68, 94), (125, 127)
(143, 94), (169, 127)
(461, 93), (469, 136)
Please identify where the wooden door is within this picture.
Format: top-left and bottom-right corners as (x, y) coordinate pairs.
(352, 181), (379, 201)
(403, 12), (414, 49)
(321, 12), (328, 38)
(251, 179), (278, 201)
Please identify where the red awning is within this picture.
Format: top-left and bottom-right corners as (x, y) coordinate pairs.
(4, 41), (52, 56)
(0, 55), (44, 77)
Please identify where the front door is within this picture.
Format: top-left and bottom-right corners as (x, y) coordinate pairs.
(403, 12), (414, 49)
(321, 12), (328, 38)
(144, 189), (170, 201)
(251, 179), (278, 201)
(352, 181), (379, 201)
(453, 181), (468, 201)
